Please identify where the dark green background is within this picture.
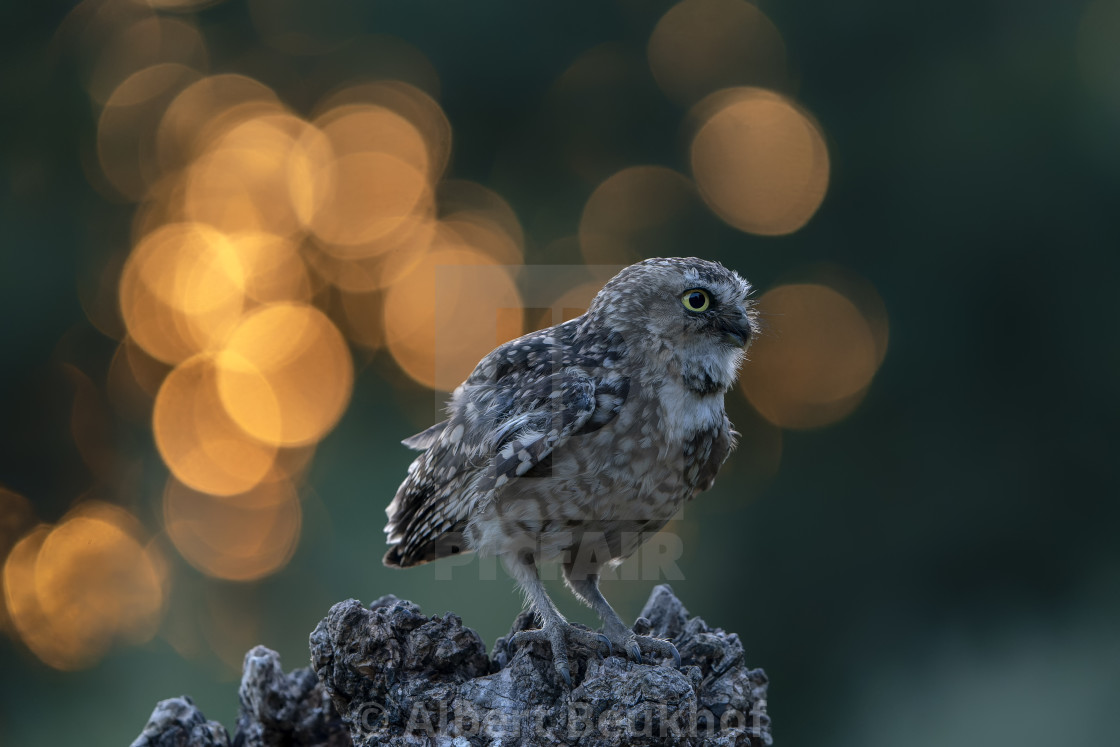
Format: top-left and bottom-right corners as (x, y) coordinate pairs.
(2, 1), (1118, 745)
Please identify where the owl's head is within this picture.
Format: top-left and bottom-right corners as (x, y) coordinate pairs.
(587, 257), (756, 393)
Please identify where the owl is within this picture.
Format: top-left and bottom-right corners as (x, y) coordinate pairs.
(384, 257), (756, 685)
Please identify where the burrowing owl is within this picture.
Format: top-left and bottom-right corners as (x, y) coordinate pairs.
(384, 257), (755, 684)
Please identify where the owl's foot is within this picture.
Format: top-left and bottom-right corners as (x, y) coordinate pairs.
(509, 623), (611, 687)
(601, 627), (682, 668)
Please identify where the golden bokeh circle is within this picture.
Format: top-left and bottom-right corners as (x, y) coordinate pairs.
(648, 0), (786, 105)
(156, 74), (283, 174)
(437, 179), (525, 252)
(690, 87), (829, 236)
(439, 213), (525, 266)
(163, 477), (302, 582)
(740, 284), (881, 429)
(216, 302), (354, 447)
(3, 527), (56, 663)
(88, 16), (208, 106)
(0, 488), (35, 637)
(35, 504), (164, 645)
(153, 353), (279, 496)
(301, 221), (435, 293)
(579, 166), (698, 266)
(315, 80), (452, 182)
(308, 151), (432, 254)
(3, 503), (164, 671)
(228, 232), (313, 305)
(384, 248), (523, 391)
(182, 113), (332, 238)
(98, 62), (201, 201)
(119, 222), (247, 365)
(315, 103), (431, 183)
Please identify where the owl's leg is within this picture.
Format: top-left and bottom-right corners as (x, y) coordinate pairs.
(562, 563), (682, 668)
(504, 553), (609, 687)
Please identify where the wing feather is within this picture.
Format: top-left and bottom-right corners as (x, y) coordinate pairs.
(401, 421), (447, 450)
(383, 326), (611, 567)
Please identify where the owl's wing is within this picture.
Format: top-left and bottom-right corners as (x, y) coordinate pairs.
(400, 421), (446, 450)
(383, 362), (604, 568)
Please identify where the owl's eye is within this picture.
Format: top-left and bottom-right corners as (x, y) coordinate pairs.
(680, 289), (710, 312)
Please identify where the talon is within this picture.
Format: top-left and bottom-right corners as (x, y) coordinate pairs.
(671, 646), (682, 668)
(597, 633), (612, 657)
(558, 664), (572, 688)
(627, 642), (643, 664)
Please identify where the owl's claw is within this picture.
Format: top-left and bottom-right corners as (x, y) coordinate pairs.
(508, 622), (610, 686)
(597, 633), (612, 658)
(601, 630), (681, 668)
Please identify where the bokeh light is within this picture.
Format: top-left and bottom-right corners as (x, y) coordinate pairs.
(437, 179), (525, 251)
(579, 166), (701, 266)
(690, 87), (829, 236)
(3, 503), (164, 671)
(119, 222), (246, 365)
(309, 152), (432, 254)
(87, 15), (208, 106)
(317, 104), (430, 177)
(163, 477), (302, 582)
(0, 488), (36, 636)
(153, 353), (279, 496)
(216, 303), (353, 447)
(98, 62), (201, 201)
(440, 213), (525, 267)
(155, 74), (283, 175)
(385, 248), (523, 391)
(316, 80), (450, 173)
(741, 283), (887, 429)
(2, 527), (54, 661)
(182, 113), (332, 237)
(231, 232), (314, 305)
(648, 0), (787, 106)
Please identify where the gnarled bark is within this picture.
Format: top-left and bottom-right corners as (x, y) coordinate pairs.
(131, 584), (770, 747)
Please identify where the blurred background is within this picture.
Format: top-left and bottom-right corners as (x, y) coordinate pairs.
(1, 0), (1118, 744)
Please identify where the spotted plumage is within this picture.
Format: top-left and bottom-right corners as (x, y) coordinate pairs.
(384, 257), (756, 684)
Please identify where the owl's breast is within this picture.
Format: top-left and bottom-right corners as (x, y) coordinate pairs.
(545, 384), (727, 512)
(475, 378), (732, 562)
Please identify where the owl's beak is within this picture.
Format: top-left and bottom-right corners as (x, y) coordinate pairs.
(716, 308), (753, 348)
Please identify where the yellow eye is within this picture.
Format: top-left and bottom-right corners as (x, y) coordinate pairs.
(681, 289), (710, 312)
